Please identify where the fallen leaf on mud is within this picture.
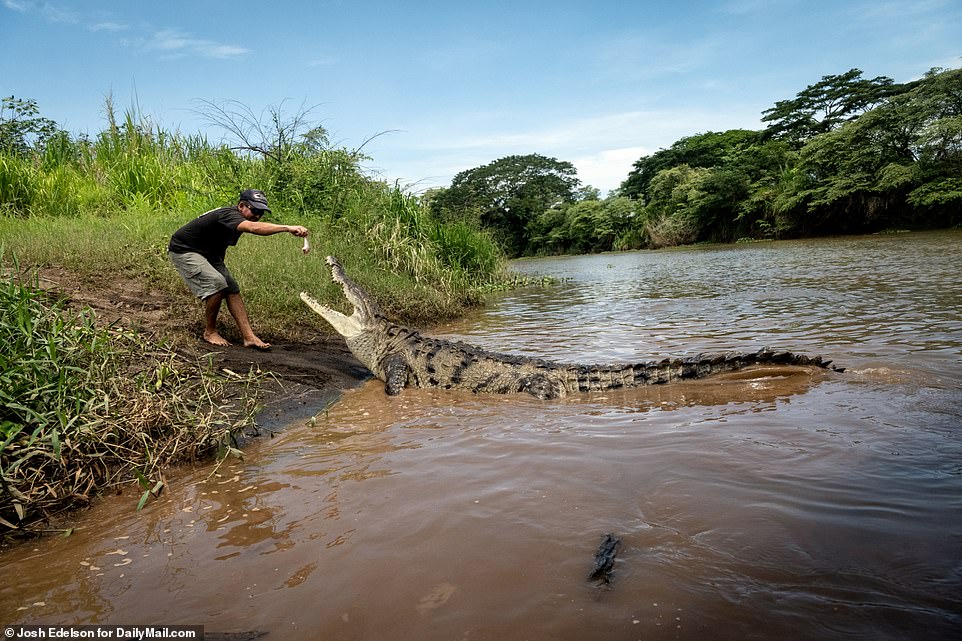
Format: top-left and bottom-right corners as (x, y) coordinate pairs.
(113, 558), (132, 567)
(105, 549), (128, 556)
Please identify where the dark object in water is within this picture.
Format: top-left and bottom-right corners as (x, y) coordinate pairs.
(589, 533), (622, 584)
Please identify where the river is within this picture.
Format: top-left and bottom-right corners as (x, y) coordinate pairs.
(2, 231), (960, 640)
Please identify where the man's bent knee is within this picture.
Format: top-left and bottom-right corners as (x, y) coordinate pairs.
(169, 251), (237, 299)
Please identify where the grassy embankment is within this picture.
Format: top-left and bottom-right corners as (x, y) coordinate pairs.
(0, 272), (261, 533)
(0, 109), (507, 536)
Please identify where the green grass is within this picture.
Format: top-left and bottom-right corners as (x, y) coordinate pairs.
(0, 272), (261, 533)
(0, 187), (508, 332)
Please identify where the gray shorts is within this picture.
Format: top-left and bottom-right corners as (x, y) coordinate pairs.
(168, 251), (240, 300)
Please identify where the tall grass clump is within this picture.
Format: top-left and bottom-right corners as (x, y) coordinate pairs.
(0, 272), (260, 533)
(361, 186), (504, 286)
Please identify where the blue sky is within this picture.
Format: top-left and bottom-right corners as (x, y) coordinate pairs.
(2, 1), (960, 194)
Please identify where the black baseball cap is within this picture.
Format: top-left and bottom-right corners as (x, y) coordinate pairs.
(239, 189), (271, 213)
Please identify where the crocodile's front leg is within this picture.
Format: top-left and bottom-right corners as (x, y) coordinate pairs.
(382, 354), (410, 395)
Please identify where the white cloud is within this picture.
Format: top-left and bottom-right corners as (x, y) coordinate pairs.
(89, 21), (129, 33)
(590, 29), (732, 84)
(40, 2), (76, 23)
(856, 0), (953, 20)
(1, 0), (245, 60)
(131, 29), (250, 60)
(719, 0), (798, 16)
(571, 146), (648, 193)
(307, 56), (339, 67)
(2, 0), (30, 11)
(2, 0), (76, 22)
(414, 108), (758, 157)
(367, 105), (764, 194)
(412, 111), (647, 153)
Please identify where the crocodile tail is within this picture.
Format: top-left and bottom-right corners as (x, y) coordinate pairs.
(635, 348), (835, 384)
(567, 348), (834, 392)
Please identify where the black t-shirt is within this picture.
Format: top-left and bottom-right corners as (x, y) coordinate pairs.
(168, 207), (246, 263)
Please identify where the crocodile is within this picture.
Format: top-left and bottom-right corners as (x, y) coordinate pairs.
(589, 534), (622, 585)
(300, 256), (839, 400)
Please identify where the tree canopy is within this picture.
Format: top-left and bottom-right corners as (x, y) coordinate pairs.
(760, 68), (904, 144)
(429, 153), (581, 256)
(428, 68), (960, 257)
(620, 129), (760, 203)
(611, 66), (961, 247)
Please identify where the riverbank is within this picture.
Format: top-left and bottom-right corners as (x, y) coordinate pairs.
(0, 264), (371, 542)
(36, 262), (371, 392)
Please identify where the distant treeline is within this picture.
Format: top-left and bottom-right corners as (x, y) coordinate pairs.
(3, 66), (960, 263)
(429, 67), (962, 257)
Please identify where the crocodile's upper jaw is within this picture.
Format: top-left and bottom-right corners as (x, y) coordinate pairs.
(299, 255), (381, 339)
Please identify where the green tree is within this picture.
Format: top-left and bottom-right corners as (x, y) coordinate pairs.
(738, 141), (802, 238)
(640, 164), (713, 247)
(0, 96), (61, 156)
(527, 196), (640, 255)
(761, 68), (901, 144)
(904, 67), (962, 217)
(787, 67), (962, 232)
(620, 130), (759, 201)
(430, 154), (581, 256)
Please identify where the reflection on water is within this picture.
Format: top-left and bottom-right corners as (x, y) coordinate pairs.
(441, 233), (962, 377)
(2, 232), (961, 640)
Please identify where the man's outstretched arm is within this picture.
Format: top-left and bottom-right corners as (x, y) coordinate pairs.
(237, 221), (309, 237)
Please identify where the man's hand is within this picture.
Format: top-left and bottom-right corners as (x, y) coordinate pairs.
(288, 225), (309, 237)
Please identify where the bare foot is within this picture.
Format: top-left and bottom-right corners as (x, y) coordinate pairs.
(243, 337), (272, 350)
(204, 331), (231, 347)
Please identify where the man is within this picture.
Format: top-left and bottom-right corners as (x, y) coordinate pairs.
(168, 189), (309, 350)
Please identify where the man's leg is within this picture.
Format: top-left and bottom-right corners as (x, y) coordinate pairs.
(203, 291), (232, 346)
(225, 292), (271, 349)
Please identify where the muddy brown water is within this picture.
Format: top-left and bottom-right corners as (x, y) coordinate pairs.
(3, 231), (961, 640)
